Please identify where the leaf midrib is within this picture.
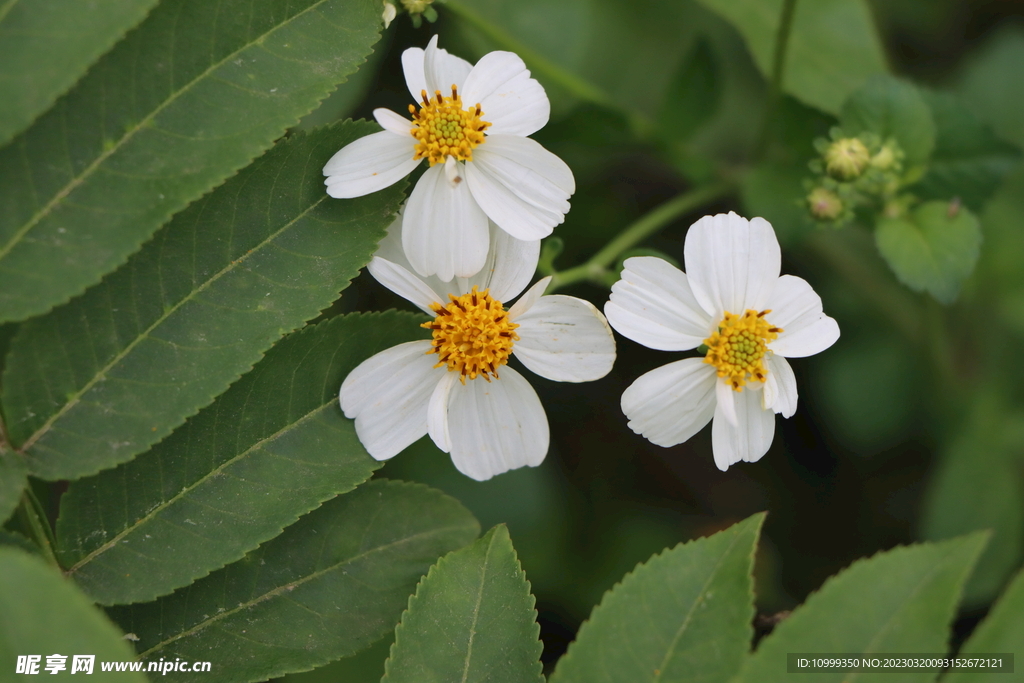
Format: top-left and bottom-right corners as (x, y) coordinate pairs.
(19, 193), (328, 454)
(460, 530), (498, 683)
(0, 0), (331, 264)
(137, 522), (476, 658)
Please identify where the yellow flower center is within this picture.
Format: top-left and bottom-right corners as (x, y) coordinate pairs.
(409, 86), (490, 166)
(702, 309), (782, 391)
(422, 287), (518, 383)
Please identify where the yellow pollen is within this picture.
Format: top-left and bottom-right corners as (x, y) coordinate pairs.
(702, 309), (782, 392)
(408, 85), (490, 166)
(422, 287), (518, 383)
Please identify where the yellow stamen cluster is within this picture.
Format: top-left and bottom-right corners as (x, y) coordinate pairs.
(422, 287), (518, 383)
(409, 86), (490, 166)
(703, 309), (782, 391)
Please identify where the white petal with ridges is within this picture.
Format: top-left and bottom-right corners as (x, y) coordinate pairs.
(507, 276), (550, 320)
(446, 367), (549, 481)
(464, 224), (540, 302)
(621, 359), (717, 448)
(403, 163), (490, 281)
(605, 256), (713, 351)
(323, 130), (419, 198)
(373, 108), (413, 136)
(339, 341), (441, 460)
(711, 386), (775, 470)
(462, 51), (549, 136)
(427, 371), (459, 453)
(684, 212), (781, 318)
(763, 355), (798, 417)
(716, 378), (738, 427)
(513, 295), (616, 382)
(423, 34), (473, 95)
(367, 257), (443, 315)
(402, 47), (428, 101)
(766, 274), (840, 358)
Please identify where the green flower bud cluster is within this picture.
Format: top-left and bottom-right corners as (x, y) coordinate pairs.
(402, 0), (438, 27)
(803, 128), (907, 228)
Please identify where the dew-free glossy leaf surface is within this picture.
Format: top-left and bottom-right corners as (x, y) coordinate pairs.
(840, 75), (936, 166)
(944, 568), (1024, 683)
(57, 311), (427, 606)
(0, 547), (146, 681)
(0, 0), (383, 323)
(2, 121), (405, 481)
(382, 525), (544, 683)
(0, 446), (26, 524)
(0, 0), (159, 146)
(733, 534), (987, 683)
(110, 480), (480, 683)
(550, 514), (763, 683)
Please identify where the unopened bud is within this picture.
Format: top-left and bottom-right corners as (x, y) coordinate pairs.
(382, 1), (397, 27)
(808, 187), (843, 221)
(870, 145), (896, 170)
(825, 138), (870, 180)
(401, 0), (432, 13)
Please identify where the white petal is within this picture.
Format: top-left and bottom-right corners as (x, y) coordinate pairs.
(323, 130), (419, 198)
(367, 257), (443, 315)
(684, 212), (781, 318)
(373, 108), (413, 136)
(403, 163), (490, 281)
(711, 386), (776, 471)
(446, 367), (549, 481)
(339, 341), (441, 460)
(620, 359), (717, 448)
(461, 51), (550, 136)
(374, 211), (461, 298)
(765, 275), (840, 358)
(466, 135), (574, 240)
(763, 355), (798, 418)
(423, 35), (473, 95)
(464, 223), (540, 303)
(402, 47), (428, 102)
(716, 378), (738, 427)
(427, 371), (459, 453)
(604, 256), (714, 351)
(507, 276), (551, 320)
(513, 295), (616, 382)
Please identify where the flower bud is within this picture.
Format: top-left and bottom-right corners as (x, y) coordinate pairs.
(870, 144), (896, 170)
(807, 187), (843, 221)
(824, 138), (870, 180)
(401, 0), (433, 12)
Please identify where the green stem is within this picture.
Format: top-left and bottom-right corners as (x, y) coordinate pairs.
(756, 0), (798, 158)
(546, 182), (732, 292)
(16, 488), (59, 568)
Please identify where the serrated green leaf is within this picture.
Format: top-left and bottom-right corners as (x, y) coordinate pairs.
(913, 90), (1022, 211)
(0, 0), (159, 146)
(694, 0), (887, 114)
(840, 74), (936, 166)
(109, 480), (480, 683)
(549, 513), (763, 683)
(56, 311), (427, 606)
(0, 446), (26, 524)
(383, 524), (544, 683)
(944, 568), (1024, 683)
(0, 529), (38, 556)
(1, 121), (404, 481)
(875, 200), (981, 304)
(0, 547), (146, 681)
(280, 636), (393, 683)
(733, 534), (988, 683)
(0, 0), (383, 323)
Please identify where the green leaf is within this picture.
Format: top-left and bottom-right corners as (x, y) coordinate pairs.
(733, 534), (988, 683)
(956, 25), (1024, 150)
(0, 447), (26, 524)
(383, 524), (544, 683)
(56, 311), (427, 606)
(280, 636), (393, 683)
(0, 0), (384, 323)
(0, 529), (39, 556)
(550, 513), (763, 683)
(874, 200), (981, 304)
(840, 74), (936, 166)
(0, 0), (159, 146)
(1, 121), (405, 481)
(0, 547), (146, 681)
(913, 90), (1022, 212)
(109, 480), (480, 683)
(694, 0), (888, 114)
(944, 568), (1024, 683)
(656, 38), (721, 145)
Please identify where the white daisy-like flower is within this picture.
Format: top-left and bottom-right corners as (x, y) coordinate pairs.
(322, 35), (574, 282)
(604, 212), (840, 471)
(340, 213), (614, 481)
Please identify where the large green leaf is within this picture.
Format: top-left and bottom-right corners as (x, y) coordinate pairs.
(550, 514), (763, 683)
(694, 0), (888, 114)
(0, 0), (159, 146)
(56, 311), (427, 606)
(1, 121), (404, 481)
(0, 0), (383, 324)
(840, 75), (936, 167)
(382, 525), (544, 683)
(0, 446), (26, 524)
(732, 534), (987, 683)
(110, 480), (480, 683)
(0, 547), (146, 681)
(944, 568), (1024, 683)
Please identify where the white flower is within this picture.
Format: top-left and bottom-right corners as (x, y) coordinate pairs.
(340, 213), (614, 481)
(604, 212), (840, 471)
(323, 35), (574, 282)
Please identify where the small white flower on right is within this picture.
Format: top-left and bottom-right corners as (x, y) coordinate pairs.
(604, 211), (840, 471)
